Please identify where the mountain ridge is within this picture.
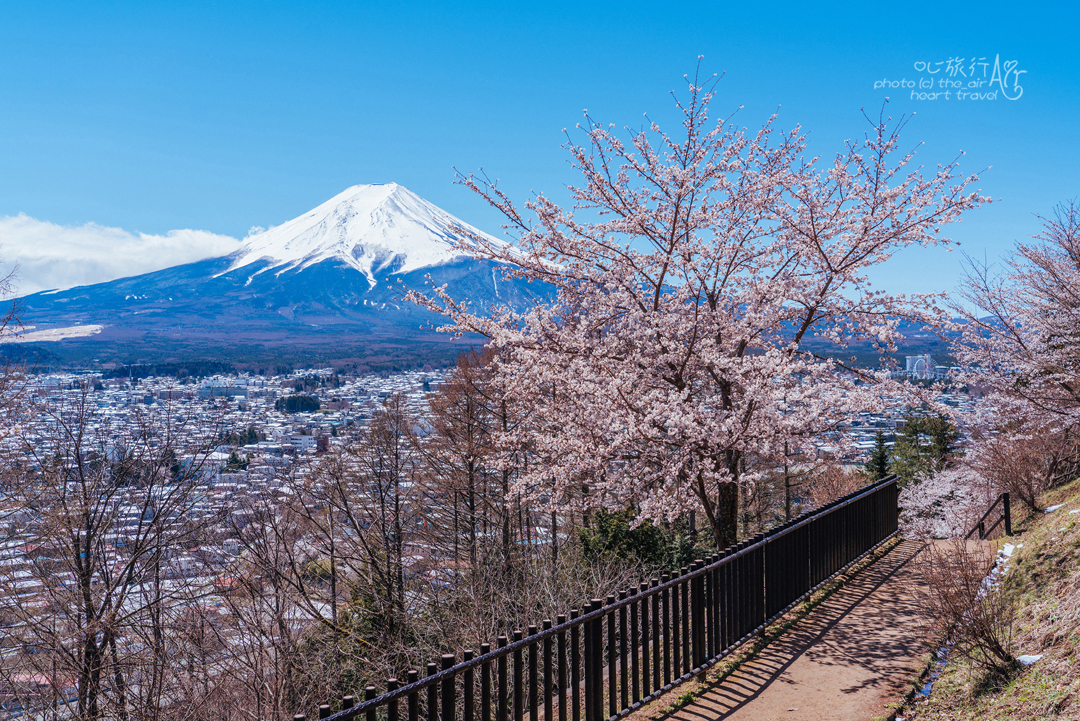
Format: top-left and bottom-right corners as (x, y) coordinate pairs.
(3, 184), (954, 369)
(5, 185), (543, 367)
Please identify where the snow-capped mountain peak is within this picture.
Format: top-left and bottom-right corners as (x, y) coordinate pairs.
(226, 183), (499, 287)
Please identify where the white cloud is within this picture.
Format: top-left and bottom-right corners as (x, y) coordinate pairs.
(0, 214), (242, 297)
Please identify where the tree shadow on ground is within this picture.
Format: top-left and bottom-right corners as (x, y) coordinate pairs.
(655, 539), (935, 721)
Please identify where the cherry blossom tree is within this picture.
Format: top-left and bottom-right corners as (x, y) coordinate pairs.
(898, 464), (989, 539)
(949, 201), (1080, 505)
(411, 70), (985, 547)
(952, 202), (1080, 428)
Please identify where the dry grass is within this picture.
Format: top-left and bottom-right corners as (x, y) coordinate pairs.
(914, 541), (1018, 678)
(890, 478), (1080, 720)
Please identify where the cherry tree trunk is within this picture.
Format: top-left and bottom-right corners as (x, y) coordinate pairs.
(716, 482), (738, 549)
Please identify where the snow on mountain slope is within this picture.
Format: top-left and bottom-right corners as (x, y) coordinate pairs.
(226, 183), (503, 287)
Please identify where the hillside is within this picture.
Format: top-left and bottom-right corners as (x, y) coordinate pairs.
(891, 479), (1080, 720)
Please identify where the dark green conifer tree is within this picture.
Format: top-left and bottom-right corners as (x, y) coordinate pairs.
(864, 430), (891, 480)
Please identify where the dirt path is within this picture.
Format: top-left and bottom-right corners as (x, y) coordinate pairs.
(658, 539), (956, 721)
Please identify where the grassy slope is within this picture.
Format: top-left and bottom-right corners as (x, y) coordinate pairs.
(896, 479), (1080, 720)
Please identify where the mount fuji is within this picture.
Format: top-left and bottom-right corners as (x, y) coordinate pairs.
(226, 183), (503, 286)
(10, 184), (547, 366)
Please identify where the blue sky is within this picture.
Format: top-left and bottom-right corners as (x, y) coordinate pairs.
(0, 0), (1075, 295)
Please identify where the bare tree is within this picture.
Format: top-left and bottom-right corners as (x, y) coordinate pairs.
(969, 425), (1079, 513)
(916, 541), (1017, 677)
(0, 389), (226, 721)
(418, 351), (498, 582)
(217, 499), (324, 721)
(234, 393), (430, 699)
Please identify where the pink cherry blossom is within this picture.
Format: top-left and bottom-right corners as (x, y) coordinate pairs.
(409, 73), (986, 547)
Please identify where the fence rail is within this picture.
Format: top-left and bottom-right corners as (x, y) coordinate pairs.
(964, 491), (1012, 540)
(299, 476), (900, 721)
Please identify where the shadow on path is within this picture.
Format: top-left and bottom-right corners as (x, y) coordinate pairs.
(660, 539), (934, 721)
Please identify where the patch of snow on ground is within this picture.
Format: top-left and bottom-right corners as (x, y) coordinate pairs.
(0, 324), (103, 343)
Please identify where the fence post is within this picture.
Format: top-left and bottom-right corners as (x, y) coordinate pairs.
(638, 581), (649, 697)
(629, 591), (639, 704)
(708, 555), (719, 656)
(679, 566), (690, 674)
(703, 560), (713, 660)
(481, 643), (492, 721)
(569, 611), (580, 721)
(427, 664), (439, 721)
(582, 604), (593, 721)
(649, 579), (659, 694)
(514, 630), (524, 721)
(442, 654), (456, 721)
(753, 534), (765, 638)
(498, 636), (508, 721)
(463, 652), (474, 721)
(389, 679), (401, 721)
(409, 670), (420, 721)
(367, 686), (378, 721)
(606, 595), (616, 717)
(556, 616), (567, 721)
(542, 620), (553, 721)
(408, 669), (421, 721)
(690, 559), (705, 679)
(1003, 492), (1012, 536)
(617, 592), (628, 710)
(660, 573), (670, 687)
(669, 573), (680, 680)
(591, 598), (604, 721)
(528, 625), (539, 721)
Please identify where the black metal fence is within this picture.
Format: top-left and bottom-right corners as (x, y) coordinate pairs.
(299, 476), (900, 721)
(965, 491), (1012, 540)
